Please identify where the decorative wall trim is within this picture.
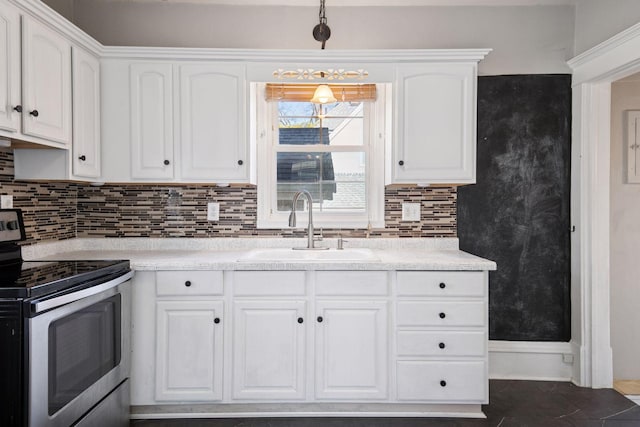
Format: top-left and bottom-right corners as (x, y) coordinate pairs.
(489, 341), (574, 381)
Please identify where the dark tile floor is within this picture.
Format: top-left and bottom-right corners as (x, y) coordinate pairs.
(131, 380), (640, 427)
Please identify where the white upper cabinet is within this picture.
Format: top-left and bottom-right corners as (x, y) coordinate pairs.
(0, 1), (20, 134)
(179, 64), (247, 182)
(72, 46), (101, 178)
(393, 63), (477, 185)
(21, 15), (72, 145)
(130, 63), (174, 179)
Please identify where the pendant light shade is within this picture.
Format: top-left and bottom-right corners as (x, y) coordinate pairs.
(310, 84), (337, 104)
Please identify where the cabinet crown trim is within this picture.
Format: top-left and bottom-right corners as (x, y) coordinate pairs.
(101, 47), (492, 62)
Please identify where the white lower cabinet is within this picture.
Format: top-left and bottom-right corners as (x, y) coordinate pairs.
(315, 300), (388, 400)
(155, 300), (224, 401)
(232, 300), (306, 400)
(136, 268), (488, 415)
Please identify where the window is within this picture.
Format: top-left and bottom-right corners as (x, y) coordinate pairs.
(254, 83), (388, 229)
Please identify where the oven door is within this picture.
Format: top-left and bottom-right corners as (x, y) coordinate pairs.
(28, 271), (133, 427)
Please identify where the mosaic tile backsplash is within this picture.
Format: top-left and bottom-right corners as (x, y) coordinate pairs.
(1, 148), (457, 243)
(76, 185), (456, 238)
(0, 148), (76, 245)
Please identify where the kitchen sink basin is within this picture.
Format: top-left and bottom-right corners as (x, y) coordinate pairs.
(237, 248), (380, 262)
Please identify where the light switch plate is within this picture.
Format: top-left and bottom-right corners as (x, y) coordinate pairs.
(1, 195), (13, 209)
(207, 202), (220, 221)
(402, 202), (421, 221)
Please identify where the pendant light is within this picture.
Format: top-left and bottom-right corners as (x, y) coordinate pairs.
(310, 84), (336, 104)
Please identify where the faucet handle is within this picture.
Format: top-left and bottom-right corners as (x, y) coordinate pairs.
(314, 227), (324, 241)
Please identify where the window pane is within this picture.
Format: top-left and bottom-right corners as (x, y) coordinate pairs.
(278, 101), (364, 146)
(276, 152), (366, 213)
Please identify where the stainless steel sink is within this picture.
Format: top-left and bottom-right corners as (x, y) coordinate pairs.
(237, 248), (380, 262)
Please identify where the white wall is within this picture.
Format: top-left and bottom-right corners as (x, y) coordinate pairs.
(610, 74), (640, 380)
(46, 1), (575, 75)
(574, 0), (640, 56)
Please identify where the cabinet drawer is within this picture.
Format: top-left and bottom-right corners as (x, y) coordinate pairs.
(397, 271), (485, 297)
(156, 271), (223, 296)
(396, 361), (486, 402)
(316, 271), (388, 296)
(397, 301), (485, 327)
(397, 330), (486, 357)
(233, 271), (306, 296)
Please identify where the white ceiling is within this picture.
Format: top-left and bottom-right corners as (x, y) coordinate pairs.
(124, 0), (578, 6)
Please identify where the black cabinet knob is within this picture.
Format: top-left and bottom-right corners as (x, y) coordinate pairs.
(398, 160), (404, 166)
(29, 110), (39, 117)
(439, 282), (446, 289)
(214, 317), (220, 324)
(439, 312), (446, 319)
(439, 342), (445, 349)
(164, 160), (170, 165)
(237, 160), (243, 165)
(440, 380), (447, 387)
(185, 281), (191, 287)
(297, 317), (304, 324)
(13, 105), (22, 113)
(317, 316), (323, 323)
(78, 155), (86, 161)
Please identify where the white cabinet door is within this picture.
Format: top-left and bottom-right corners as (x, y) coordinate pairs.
(0, 1), (20, 133)
(72, 46), (101, 178)
(315, 300), (388, 400)
(155, 300), (224, 401)
(130, 63), (174, 179)
(394, 64), (476, 184)
(232, 300), (306, 400)
(179, 64), (247, 182)
(21, 15), (71, 145)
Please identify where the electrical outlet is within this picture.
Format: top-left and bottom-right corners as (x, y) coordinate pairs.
(1, 195), (13, 209)
(402, 202), (420, 221)
(207, 202), (220, 221)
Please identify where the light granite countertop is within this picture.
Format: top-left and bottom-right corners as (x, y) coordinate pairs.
(23, 238), (497, 271)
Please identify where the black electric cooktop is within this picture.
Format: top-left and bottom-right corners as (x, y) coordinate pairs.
(0, 259), (131, 299)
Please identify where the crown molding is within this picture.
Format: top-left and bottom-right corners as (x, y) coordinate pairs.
(10, 0), (103, 56)
(100, 47), (492, 62)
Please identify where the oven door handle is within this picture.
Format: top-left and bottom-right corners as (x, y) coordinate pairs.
(33, 270), (134, 314)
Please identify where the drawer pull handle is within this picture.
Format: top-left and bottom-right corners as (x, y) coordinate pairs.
(238, 160), (244, 165)
(297, 317), (304, 324)
(440, 380), (447, 387)
(164, 159), (170, 165)
(185, 281), (192, 287)
(214, 317), (220, 324)
(13, 105), (22, 113)
(439, 312), (446, 319)
(78, 155), (86, 161)
(439, 282), (446, 289)
(29, 109), (39, 117)
(317, 316), (323, 323)
(439, 342), (445, 349)
(398, 160), (404, 166)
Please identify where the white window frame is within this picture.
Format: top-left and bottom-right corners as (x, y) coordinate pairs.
(254, 82), (389, 229)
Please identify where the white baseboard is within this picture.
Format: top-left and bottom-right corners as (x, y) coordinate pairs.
(489, 341), (574, 381)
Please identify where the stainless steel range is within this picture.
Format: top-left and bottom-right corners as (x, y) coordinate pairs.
(0, 209), (132, 427)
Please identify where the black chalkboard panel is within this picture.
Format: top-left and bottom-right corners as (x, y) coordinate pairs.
(458, 75), (571, 341)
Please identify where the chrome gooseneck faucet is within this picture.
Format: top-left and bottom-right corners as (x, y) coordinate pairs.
(288, 190), (326, 250)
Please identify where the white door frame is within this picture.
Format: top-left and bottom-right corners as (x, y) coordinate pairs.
(568, 23), (640, 388)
